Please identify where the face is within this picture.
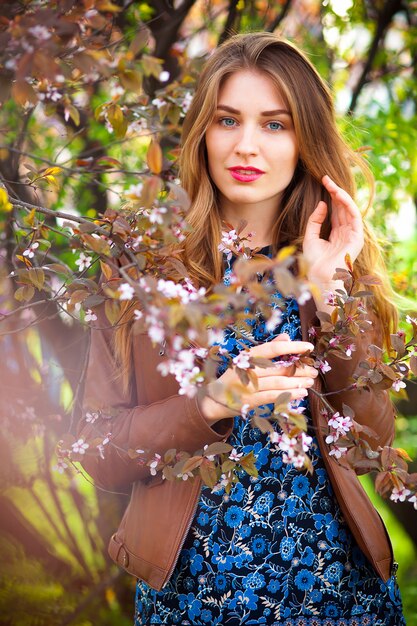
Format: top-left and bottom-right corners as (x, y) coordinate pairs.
(205, 70), (299, 217)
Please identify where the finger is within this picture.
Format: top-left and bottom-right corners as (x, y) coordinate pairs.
(250, 340), (315, 360)
(255, 364), (318, 378)
(303, 201), (327, 243)
(256, 375), (316, 391)
(322, 175), (361, 219)
(243, 387), (309, 407)
(272, 333), (291, 342)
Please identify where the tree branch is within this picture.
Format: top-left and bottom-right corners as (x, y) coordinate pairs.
(348, 0), (404, 114)
(265, 0), (293, 33)
(218, 0), (239, 46)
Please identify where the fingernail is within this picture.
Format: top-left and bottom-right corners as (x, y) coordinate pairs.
(299, 389), (308, 397)
(306, 378), (314, 386)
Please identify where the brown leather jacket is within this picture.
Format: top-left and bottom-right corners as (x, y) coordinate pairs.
(78, 297), (396, 591)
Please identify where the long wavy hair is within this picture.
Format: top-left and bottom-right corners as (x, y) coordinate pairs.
(115, 32), (397, 386)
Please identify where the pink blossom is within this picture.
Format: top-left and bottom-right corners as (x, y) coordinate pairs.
(297, 286), (311, 306)
(119, 282), (135, 300)
(75, 252), (92, 272)
(233, 352), (251, 370)
(390, 486), (411, 502)
(329, 445), (348, 459)
(265, 308), (283, 332)
(203, 445), (216, 462)
(241, 403), (250, 420)
(316, 359), (331, 374)
(326, 412), (353, 444)
(84, 309), (97, 322)
(148, 205), (167, 225)
(71, 438), (89, 455)
(23, 242), (39, 258)
(52, 459), (68, 474)
(85, 411), (98, 424)
(324, 292), (337, 306)
(392, 379), (406, 392)
(408, 494), (417, 509)
(229, 448), (243, 462)
(345, 343), (356, 357)
(149, 453), (162, 476)
(308, 326), (317, 338)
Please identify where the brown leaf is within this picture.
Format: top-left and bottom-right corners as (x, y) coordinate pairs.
(14, 285), (35, 302)
(104, 299), (121, 325)
(182, 456), (204, 474)
(357, 274), (382, 286)
(199, 459), (219, 489)
(204, 442), (233, 456)
(147, 140), (163, 174)
(100, 260), (113, 281)
(409, 354), (417, 376)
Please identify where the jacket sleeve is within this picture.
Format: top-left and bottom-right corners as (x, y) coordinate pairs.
(77, 305), (233, 491)
(320, 311), (395, 450)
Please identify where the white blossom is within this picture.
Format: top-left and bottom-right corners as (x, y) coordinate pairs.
(52, 459), (68, 474)
(71, 438), (89, 455)
(75, 252), (92, 272)
(297, 286), (312, 306)
(23, 242), (39, 258)
(345, 343), (356, 357)
(390, 486), (411, 502)
(125, 183), (143, 199)
(229, 448), (243, 462)
(118, 282), (135, 300)
(159, 70), (170, 82)
(241, 404), (250, 420)
(181, 92), (193, 113)
(265, 308), (283, 332)
(316, 359), (332, 374)
(149, 453), (162, 476)
(208, 328), (225, 345)
(324, 291), (338, 306)
(329, 445), (348, 459)
(148, 323), (165, 344)
(85, 411), (99, 424)
(148, 205), (167, 225)
(84, 309), (97, 322)
(392, 379), (406, 392)
(152, 97), (166, 109)
(28, 25), (51, 40)
(233, 352), (251, 370)
(408, 494), (417, 509)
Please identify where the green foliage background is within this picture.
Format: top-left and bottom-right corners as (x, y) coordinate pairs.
(0, 1), (416, 624)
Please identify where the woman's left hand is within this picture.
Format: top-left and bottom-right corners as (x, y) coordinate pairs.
(303, 175), (364, 285)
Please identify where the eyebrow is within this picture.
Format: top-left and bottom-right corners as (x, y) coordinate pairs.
(216, 104), (291, 116)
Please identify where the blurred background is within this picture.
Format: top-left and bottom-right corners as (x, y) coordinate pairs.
(0, 1), (416, 624)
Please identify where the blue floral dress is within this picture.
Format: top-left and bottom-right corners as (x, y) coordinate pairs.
(134, 250), (405, 626)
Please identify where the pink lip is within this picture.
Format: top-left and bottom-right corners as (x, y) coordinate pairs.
(228, 166), (265, 183)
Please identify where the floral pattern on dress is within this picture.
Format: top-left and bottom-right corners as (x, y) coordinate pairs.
(134, 251), (405, 626)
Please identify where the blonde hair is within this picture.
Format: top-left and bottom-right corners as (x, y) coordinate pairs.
(115, 32), (398, 385)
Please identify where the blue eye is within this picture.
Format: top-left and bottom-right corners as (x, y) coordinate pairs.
(219, 117), (236, 127)
(267, 121), (283, 131)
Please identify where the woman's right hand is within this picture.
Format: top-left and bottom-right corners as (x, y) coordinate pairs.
(198, 334), (317, 424)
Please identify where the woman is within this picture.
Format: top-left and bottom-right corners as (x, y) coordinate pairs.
(79, 33), (405, 625)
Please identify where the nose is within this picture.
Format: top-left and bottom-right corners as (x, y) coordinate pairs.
(234, 124), (259, 158)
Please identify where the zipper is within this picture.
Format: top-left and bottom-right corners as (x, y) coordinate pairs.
(161, 479), (203, 588)
(159, 339), (166, 356)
